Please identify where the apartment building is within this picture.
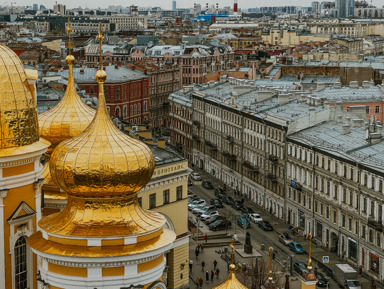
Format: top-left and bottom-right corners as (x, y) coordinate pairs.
(64, 20), (114, 35)
(92, 14), (148, 30)
(287, 106), (384, 281)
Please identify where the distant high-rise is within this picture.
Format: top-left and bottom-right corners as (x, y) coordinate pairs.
(53, 2), (66, 15)
(172, 0), (176, 10)
(335, 0), (354, 17)
(33, 3), (38, 10)
(311, 1), (319, 13)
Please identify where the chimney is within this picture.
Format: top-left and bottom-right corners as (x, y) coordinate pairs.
(206, 3), (208, 12)
(115, 65), (119, 69)
(362, 80), (374, 88)
(369, 133), (382, 144)
(377, 125), (383, 134)
(80, 69), (84, 74)
(342, 124), (351, 135)
(352, 119), (364, 127)
(278, 94), (290, 105)
(333, 82), (341, 89)
(208, 80), (215, 88)
(234, 0), (238, 12)
(317, 82), (325, 91)
(345, 117), (351, 125)
(349, 81), (359, 88)
(183, 85), (194, 94)
(337, 115), (342, 123)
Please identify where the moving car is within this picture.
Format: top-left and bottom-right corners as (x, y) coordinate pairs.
(202, 181), (214, 189)
(210, 198), (223, 208)
(241, 206), (255, 216)
(231, 200), (243, 210)
(214, 188), (226, 199)
(249, 213), (263, 223)
(294, 262), (307, 276)
(188, 199), (206, 211)
(237, 216), (251, 228)
(279, 232), (293, 245)
(200, 211), (219, 221)
(209, 219), (231, 231)
(289, 241), (304, 254)
(190, 172), (202, 181)
(222, 195), (235, 205)
(258, 220), (273, 231)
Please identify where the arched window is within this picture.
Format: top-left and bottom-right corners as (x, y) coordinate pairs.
(144, 101), (147, 112)
(124, 106), (127, 117)
(115, 87), (120, 100)
(14, 237), (28, 289)
(130, 105), (133, 115)
(138, 103), (141, 114)
(134, 104), (137, 114)
(115, 107), (120, 118)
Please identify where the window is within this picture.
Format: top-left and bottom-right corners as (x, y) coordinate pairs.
(342, 189), (347, 203)
(342, 214), (346, 228)
(371, 201), (375, 217)
(363, 198), (367, 213)
(366, 106), (370, 113)
(349, 191), (354, 206)
(333, 210), (337, 223)
(163, 189), (170, 204)
(320, 203), (324, 216)
(326, 206), (329, 219)
(138, 197), (142, 207)
(348, 218), (352, 231)
(315, 200), (318, 213)
(115, 87), (120, 99)
(176, 186), (183, 200)
(369, 229), (374, 243)
(362, 225), (366, 239)
(149, 193), (156, 209)
(350, 167), (354, 181)
(334, 184), (338, 199)
(326, 181), (330, 195)
(355, 221), (359, 235)
(14, 237), (28, 289)
(375, 106), (380, 113)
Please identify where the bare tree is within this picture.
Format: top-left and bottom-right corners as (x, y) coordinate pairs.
(237, 258), (284, 289)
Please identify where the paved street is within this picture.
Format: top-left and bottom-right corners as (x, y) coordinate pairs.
(188, 167), (376, 289)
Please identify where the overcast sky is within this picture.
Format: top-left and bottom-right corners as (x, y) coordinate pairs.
(14, 0), (384, 10)
(9, 0), (322, 10)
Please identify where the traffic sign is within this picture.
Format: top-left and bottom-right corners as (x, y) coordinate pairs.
(323, 256), (329, 263)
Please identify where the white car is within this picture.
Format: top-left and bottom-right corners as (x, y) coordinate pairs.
(192, 204), (206, 214)
(190, 173), (202, 181)
(194, 205), (216, 216)
(188, 199), (206, 211)
(200, 211), (219, 221)
(249, 213), (263, 223)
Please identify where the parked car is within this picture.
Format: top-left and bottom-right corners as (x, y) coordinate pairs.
(231, 200), (244, 210)
(237, 216), (251, 229)
(193, 205), (216, 215)
(316, 272), (329, 287)
(187, 194), (199, 203)
(294, 262), (307, 276)
(202, 181), (214, 189)
(214, 188), (226, 199)
(241, 206), (255, 216)
(289, 241), (304, 254)
(201, 211), (219, 221)
(249, 213), (263, 223)
(279, 232), (293, 245)
(222, 195), (235, 205)
(190, 173), (202, 181)
(210, 198), (223, 208)
(258, 220), (273, 231)
(188, 199), (206, 211)
(205, 215), (226, 225)
(191, 204), (206, 214)
(209, 219), (231, 231)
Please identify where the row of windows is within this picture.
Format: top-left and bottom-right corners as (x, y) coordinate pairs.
(138, 186), (183, 209)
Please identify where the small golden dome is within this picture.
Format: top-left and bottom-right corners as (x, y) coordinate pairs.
(39, 56), (95, 153)
(0, 44), (50, 156)
(213, 264), (248, 289)
(95, 69), (106, 82)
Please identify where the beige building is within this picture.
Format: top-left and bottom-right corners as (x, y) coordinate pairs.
(261, 29), (329, 46)
(92, 14), (148, 30)
(64, 21), (112, 35)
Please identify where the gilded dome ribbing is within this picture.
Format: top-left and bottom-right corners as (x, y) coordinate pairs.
(38, 54), (95, 153)
(213, 264), (248, 289)
(0, 44), (50, 156)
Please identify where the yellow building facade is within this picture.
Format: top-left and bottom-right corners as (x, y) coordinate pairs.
(0, 44), (50, 289)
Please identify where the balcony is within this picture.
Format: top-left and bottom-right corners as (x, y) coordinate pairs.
(368, 217), (383, 232)
(290, 180), (302, 191)
(269, 155), (278, 164)
(205, 141), (217, 151)
(242, 161), (259, 173)
(226, 135), (234, 143)
(267, 173), (277, 182)
(230, 154), (237, 161)
(192, 134), (200, 142)
(222, 151), (231, 158)
(192, 120), (200, 127)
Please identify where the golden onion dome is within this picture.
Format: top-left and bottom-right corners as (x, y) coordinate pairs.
(0, 44), (50, 156)
(213, 264), (248, 289)
(38, 54), (95, 154)
(38, 63), (160, 237)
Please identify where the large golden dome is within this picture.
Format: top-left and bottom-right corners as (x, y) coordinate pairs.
(0, 44), (50, 156)
(213, 264), (248, 289)
(38, 55), (95, 154)
(39, 59), (161, 237)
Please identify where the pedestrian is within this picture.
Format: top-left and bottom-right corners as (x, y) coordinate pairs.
(206, 271), (209, 282)
(195, 278), (200, 289)
(197, 244), (200, 253)
(195, 248), (199, 259)
(189, 259), (193, 272)
(213, 259), (218, 270)
(216, 267), (220, 279)
(211, 269), (214, 282)
(201, 260), (205, 272)
(199, 277), (203, 288)
(371, 278), (376, 289)
(205, 234), (208, 244)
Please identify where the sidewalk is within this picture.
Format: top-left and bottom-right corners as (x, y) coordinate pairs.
(190, 166), (379, 289)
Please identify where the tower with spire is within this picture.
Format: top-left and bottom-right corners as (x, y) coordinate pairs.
(38, 19), (95, 214)
(28, 23), (175, 289)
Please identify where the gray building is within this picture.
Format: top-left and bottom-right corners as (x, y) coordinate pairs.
(335, 0), (354, 18)
(172, 0), (176, 11)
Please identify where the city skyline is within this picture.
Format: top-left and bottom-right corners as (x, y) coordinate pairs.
(10, 0), (384, 10)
